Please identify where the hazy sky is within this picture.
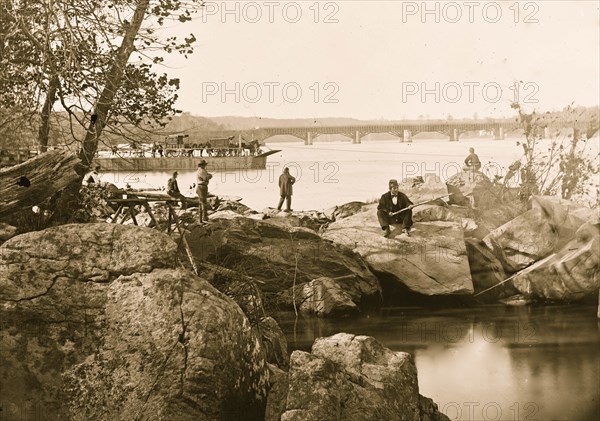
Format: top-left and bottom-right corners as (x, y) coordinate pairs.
(159, 1), (600, 120)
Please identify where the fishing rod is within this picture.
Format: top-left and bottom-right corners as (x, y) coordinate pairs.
(390, 192), (464, 216)
(473, 272), (521, 297)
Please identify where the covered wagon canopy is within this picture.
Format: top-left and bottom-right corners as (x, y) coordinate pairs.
(207, 136), (236, 148)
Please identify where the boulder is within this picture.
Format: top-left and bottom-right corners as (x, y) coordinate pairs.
(398, 174), (449, 204)
(322, 204), (473, 296)
(412, 205), (461, 223)
(530, 195), (597, 239)
(266, 333), (449, 421)
(464, 239), (518, 301)
(282, 276), (360, 317)
(0, 222), (18, 243)
(184, 217), (382, 312)
(483, 197), (597, 272)
(324, 201), (368, 221)
(510, 220), (600, 301)
(446, 171), (496, 209)
(216, 199), (252, 214)
(0, 224), (269, 421)
(258, 317), (290, 369)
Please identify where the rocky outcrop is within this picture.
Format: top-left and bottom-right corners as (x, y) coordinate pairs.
(465, 239), (518, 301)
(322, 204), (473, 296)
(184, 217), (382, 312)
(483, 196), (597, 272)
(446, 171), (497, 209)
(281, 276), (361, 317)
(398, 175), (449, 204)
(510, 220), (600, 301)
(0, 224), (269, 421)
(0, 222), (18, 243)
(266, 333), (449, 421)
(324, 201), (367, 221)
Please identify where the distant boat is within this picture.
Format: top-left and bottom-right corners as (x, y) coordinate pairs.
(95, 135), (280, 171)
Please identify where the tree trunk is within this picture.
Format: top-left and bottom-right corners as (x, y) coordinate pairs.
(51, 1), (150, 224)
(37, 75), (60, 153)
(0, 150), (80, 219)
(79, 0), (150, 170)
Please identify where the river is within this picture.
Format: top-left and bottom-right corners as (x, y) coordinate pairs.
(102, 136), (599, 420)
(276, 304), (600, 421)
(100, 136), (599, 212)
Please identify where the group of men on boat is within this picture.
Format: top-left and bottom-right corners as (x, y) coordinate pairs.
(109, 139), (262, 159)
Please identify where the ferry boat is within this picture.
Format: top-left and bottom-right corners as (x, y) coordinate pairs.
(94, 134), (280, 172)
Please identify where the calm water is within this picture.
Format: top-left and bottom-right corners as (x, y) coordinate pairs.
(101, 138), (600, 419)
(102, 136), (599, 211)
(277, 304), (600, 421)
(102, 136), (598, 212)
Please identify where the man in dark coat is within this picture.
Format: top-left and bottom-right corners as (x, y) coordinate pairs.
(277, 167), (296, 212)
(167, 171), (187, 209)
(377, 179), (413, 237)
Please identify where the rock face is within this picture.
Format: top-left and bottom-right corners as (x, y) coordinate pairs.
(398, 175), (449, 204)
(322, 204), (473, 296)
(483, 196), (596, 272)
(510, 220), (600, 301)
(0, 221), (18, 243)
(464, 239), (518, 301)
(266, 333), (449, 421)
(184, 217), (382, 311)
(446, 171), (496, 209)
(282, 276), (361, 317)
(0, 224), (269, 421)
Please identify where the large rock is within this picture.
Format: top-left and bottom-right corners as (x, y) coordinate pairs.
(464, 239), (518, 301)
(324, 201), (367, 221)
(0, 224), (269, 421)
(282, 276), (360, 317)
(0, 221), (18, 243)
(483, 196), (597, 272)
(446, 171), (496, 209)
(266, 333), (449, 421)
(510, 220), (600, 301)
(397, 175), (449, 204)
(184, 217), (382, 311)
(322, 204), (473, 296)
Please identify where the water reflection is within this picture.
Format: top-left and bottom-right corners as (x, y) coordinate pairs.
(277, 304), (600, 421)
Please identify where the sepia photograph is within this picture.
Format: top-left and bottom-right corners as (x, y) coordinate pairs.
(0, 1), (599, 420)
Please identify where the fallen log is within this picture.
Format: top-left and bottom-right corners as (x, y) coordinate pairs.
(0, 150), (81, 219)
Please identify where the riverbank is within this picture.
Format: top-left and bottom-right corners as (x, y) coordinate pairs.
(0, 169), (598, 420)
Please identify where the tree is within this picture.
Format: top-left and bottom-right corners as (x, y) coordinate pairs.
(0, 0), (202, 221)
(0, 0), (200, 157)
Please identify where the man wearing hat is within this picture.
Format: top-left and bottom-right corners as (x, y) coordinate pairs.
(196, 160), (213, 223)
(167, 171), (187, 209)
(276, 167), (296, 212)
(85, 164), (102, 185)
(377, 179), (413, 238)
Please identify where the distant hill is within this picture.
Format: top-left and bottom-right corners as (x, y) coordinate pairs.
(208, 116), (384, 129)
(207, 106), (599, 131)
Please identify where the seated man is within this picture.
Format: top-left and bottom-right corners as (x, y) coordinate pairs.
(166, 171), (187, 209)
(463, 147), (482, 171)
(377, 179), (413, 238)
(84, 164), (102, 185)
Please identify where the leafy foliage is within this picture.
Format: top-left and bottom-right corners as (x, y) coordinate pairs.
(509, 102), (599, 203)
(0, 0), (203, 151)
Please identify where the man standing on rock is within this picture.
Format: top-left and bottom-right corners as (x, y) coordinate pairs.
(377, 179), (413, 238)
(277, 167), (296, 212)
(196, 160), (212, 223)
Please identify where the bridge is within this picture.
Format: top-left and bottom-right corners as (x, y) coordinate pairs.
(197, 118), (595, 145)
